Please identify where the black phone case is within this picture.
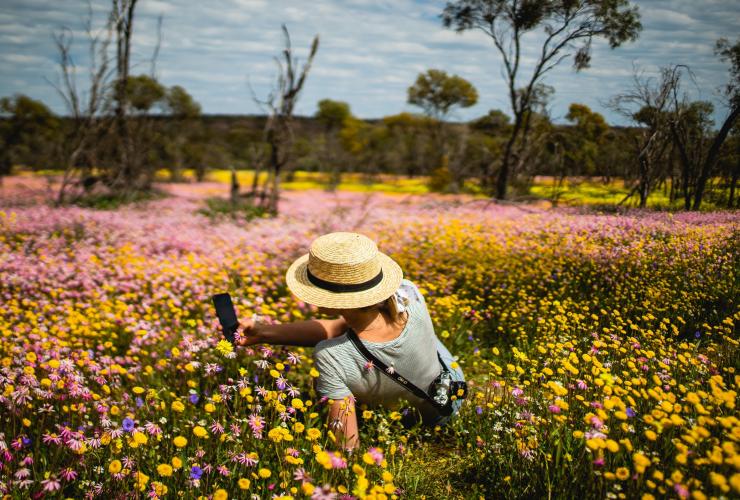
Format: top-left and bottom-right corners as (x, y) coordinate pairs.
(212, 293), (239, 343)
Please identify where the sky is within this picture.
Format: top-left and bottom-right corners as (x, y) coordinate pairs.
(0, 0), (738, 126)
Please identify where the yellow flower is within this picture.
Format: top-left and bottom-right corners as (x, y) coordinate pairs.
(309, 368), (320, 378)
(306, 428), (321, 441)
(605, 439), (620, 453)
(291, 398), (304, 410)
(171, 400), (185, 412)
(269, 369), (280, 378)
(108, 460), (122, 474)
(216, 340), (233, 356)
(258, 468), (272, 479)
(616, 467), (630, 480)
(238, 478), (251, 490)
(151, 481), (168, 496)
(157, 463), (173, 477)
(132, 431), (148, 445)
(132, 386), (145, 395)
(135, 472), (149, 492)
(204, 403), (216, 413)
(174, 436), (187, 448)
(362, 410), (373, 419)
(193, 426), (208, 438)
(213, 488), (228, 500)
(293, 422), (305, 433)
(645, 430), (657, 441)
(633, 452), (651, 474)
(171, 456), (183, 469)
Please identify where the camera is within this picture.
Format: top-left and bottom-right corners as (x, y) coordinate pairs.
(429, 370), (468, 408)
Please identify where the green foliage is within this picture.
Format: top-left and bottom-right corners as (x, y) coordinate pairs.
(126, 75), (167, 112)
(470, 109), (511, 135)
(166, 85), (201, 118)
(0, 94), (60, 175)
(315, 99), (351, 130)
(74, 188), (168, 210)
(198, 196), (273, 221)
(407, 69), (478, 119)
(442, 0), (642, 70)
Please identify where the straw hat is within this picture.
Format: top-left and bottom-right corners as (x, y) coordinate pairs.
(286, 232), (403, 309)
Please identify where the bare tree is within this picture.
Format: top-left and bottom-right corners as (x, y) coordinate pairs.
(252, 25), (319, 214)
(48, 2), (115, 205)
(608, 66), (680, 208)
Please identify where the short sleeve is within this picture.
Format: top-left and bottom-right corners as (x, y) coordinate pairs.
(399, 279), (425, 306)
(313, 348), (353, 400)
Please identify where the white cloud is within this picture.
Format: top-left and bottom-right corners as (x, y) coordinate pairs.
(0, 0), (736, 126)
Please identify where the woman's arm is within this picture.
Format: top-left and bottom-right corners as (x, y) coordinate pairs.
(328, 396), (359, 451)
(236, 317), (348, 347)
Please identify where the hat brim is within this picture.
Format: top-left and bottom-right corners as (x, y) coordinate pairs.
(285, 252), (403, 309)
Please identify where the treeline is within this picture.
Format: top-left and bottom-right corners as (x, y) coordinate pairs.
(2, 93), (738, 207)
(1, 0), (738, 212)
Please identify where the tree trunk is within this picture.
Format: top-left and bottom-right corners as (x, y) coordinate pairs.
(693, 106), (740, 210)
(495, 115), (523, 200)
(729, 166), (738, 208)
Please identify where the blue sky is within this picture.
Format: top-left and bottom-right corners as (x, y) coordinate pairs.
(0, 0), (738, 126)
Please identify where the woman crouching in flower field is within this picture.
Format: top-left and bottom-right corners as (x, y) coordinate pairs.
(235, 232), (466, 450)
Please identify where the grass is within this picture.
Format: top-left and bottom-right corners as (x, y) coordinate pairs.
(11, 168), (735, 210)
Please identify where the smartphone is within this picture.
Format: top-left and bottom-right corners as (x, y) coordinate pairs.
(212, 293), (239, 343)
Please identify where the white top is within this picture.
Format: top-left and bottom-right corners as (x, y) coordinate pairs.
(313, 279), (463, 423)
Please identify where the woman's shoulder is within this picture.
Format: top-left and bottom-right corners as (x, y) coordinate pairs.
(397, 279), (425, 306)
(314, 334), (352, 358)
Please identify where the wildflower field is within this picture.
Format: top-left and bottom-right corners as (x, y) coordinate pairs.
(0, 183), (738, 499)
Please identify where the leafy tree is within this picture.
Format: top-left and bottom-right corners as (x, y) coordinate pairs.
(0, 95), (59, 182)
(166, 85), (201, 118)
(442, 0), (642, 200)
(408, 69), (478, 191)
(315, 99), (351, 131)
(126, 75), (166, 113)
(564, 103), (608, 176)
(407, 69), (478, 120)
(382, 113), (436, 177)
(314, 99), (352, 188)
(163, 85), (201, 181)
(470, 109), (511, 135)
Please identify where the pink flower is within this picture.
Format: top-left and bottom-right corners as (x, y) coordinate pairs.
(60, 467), (78, 481)
(548, 404), (561, 414)
(41, 477), (61, 492)
(367, 447), (384, 465)
(210, 421), (225, 434)
(248, 414), (265, 438)
(329, 452), (347, 469)
(363, 360), (374, 371)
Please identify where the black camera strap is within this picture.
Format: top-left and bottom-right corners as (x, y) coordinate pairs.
(345, 328), (453, 416)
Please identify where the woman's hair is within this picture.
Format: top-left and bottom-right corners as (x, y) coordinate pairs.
(360, 294), (406, 326)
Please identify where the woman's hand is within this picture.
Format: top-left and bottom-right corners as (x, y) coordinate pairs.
(235, 316), (263, 347)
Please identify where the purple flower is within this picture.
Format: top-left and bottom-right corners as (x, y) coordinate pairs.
(476, 406), (483, 415)
(190, 465), (203, 480)
(626, 407), (636, 418)
(189, 393), (199, 404)
(122, 418), (135, 432)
